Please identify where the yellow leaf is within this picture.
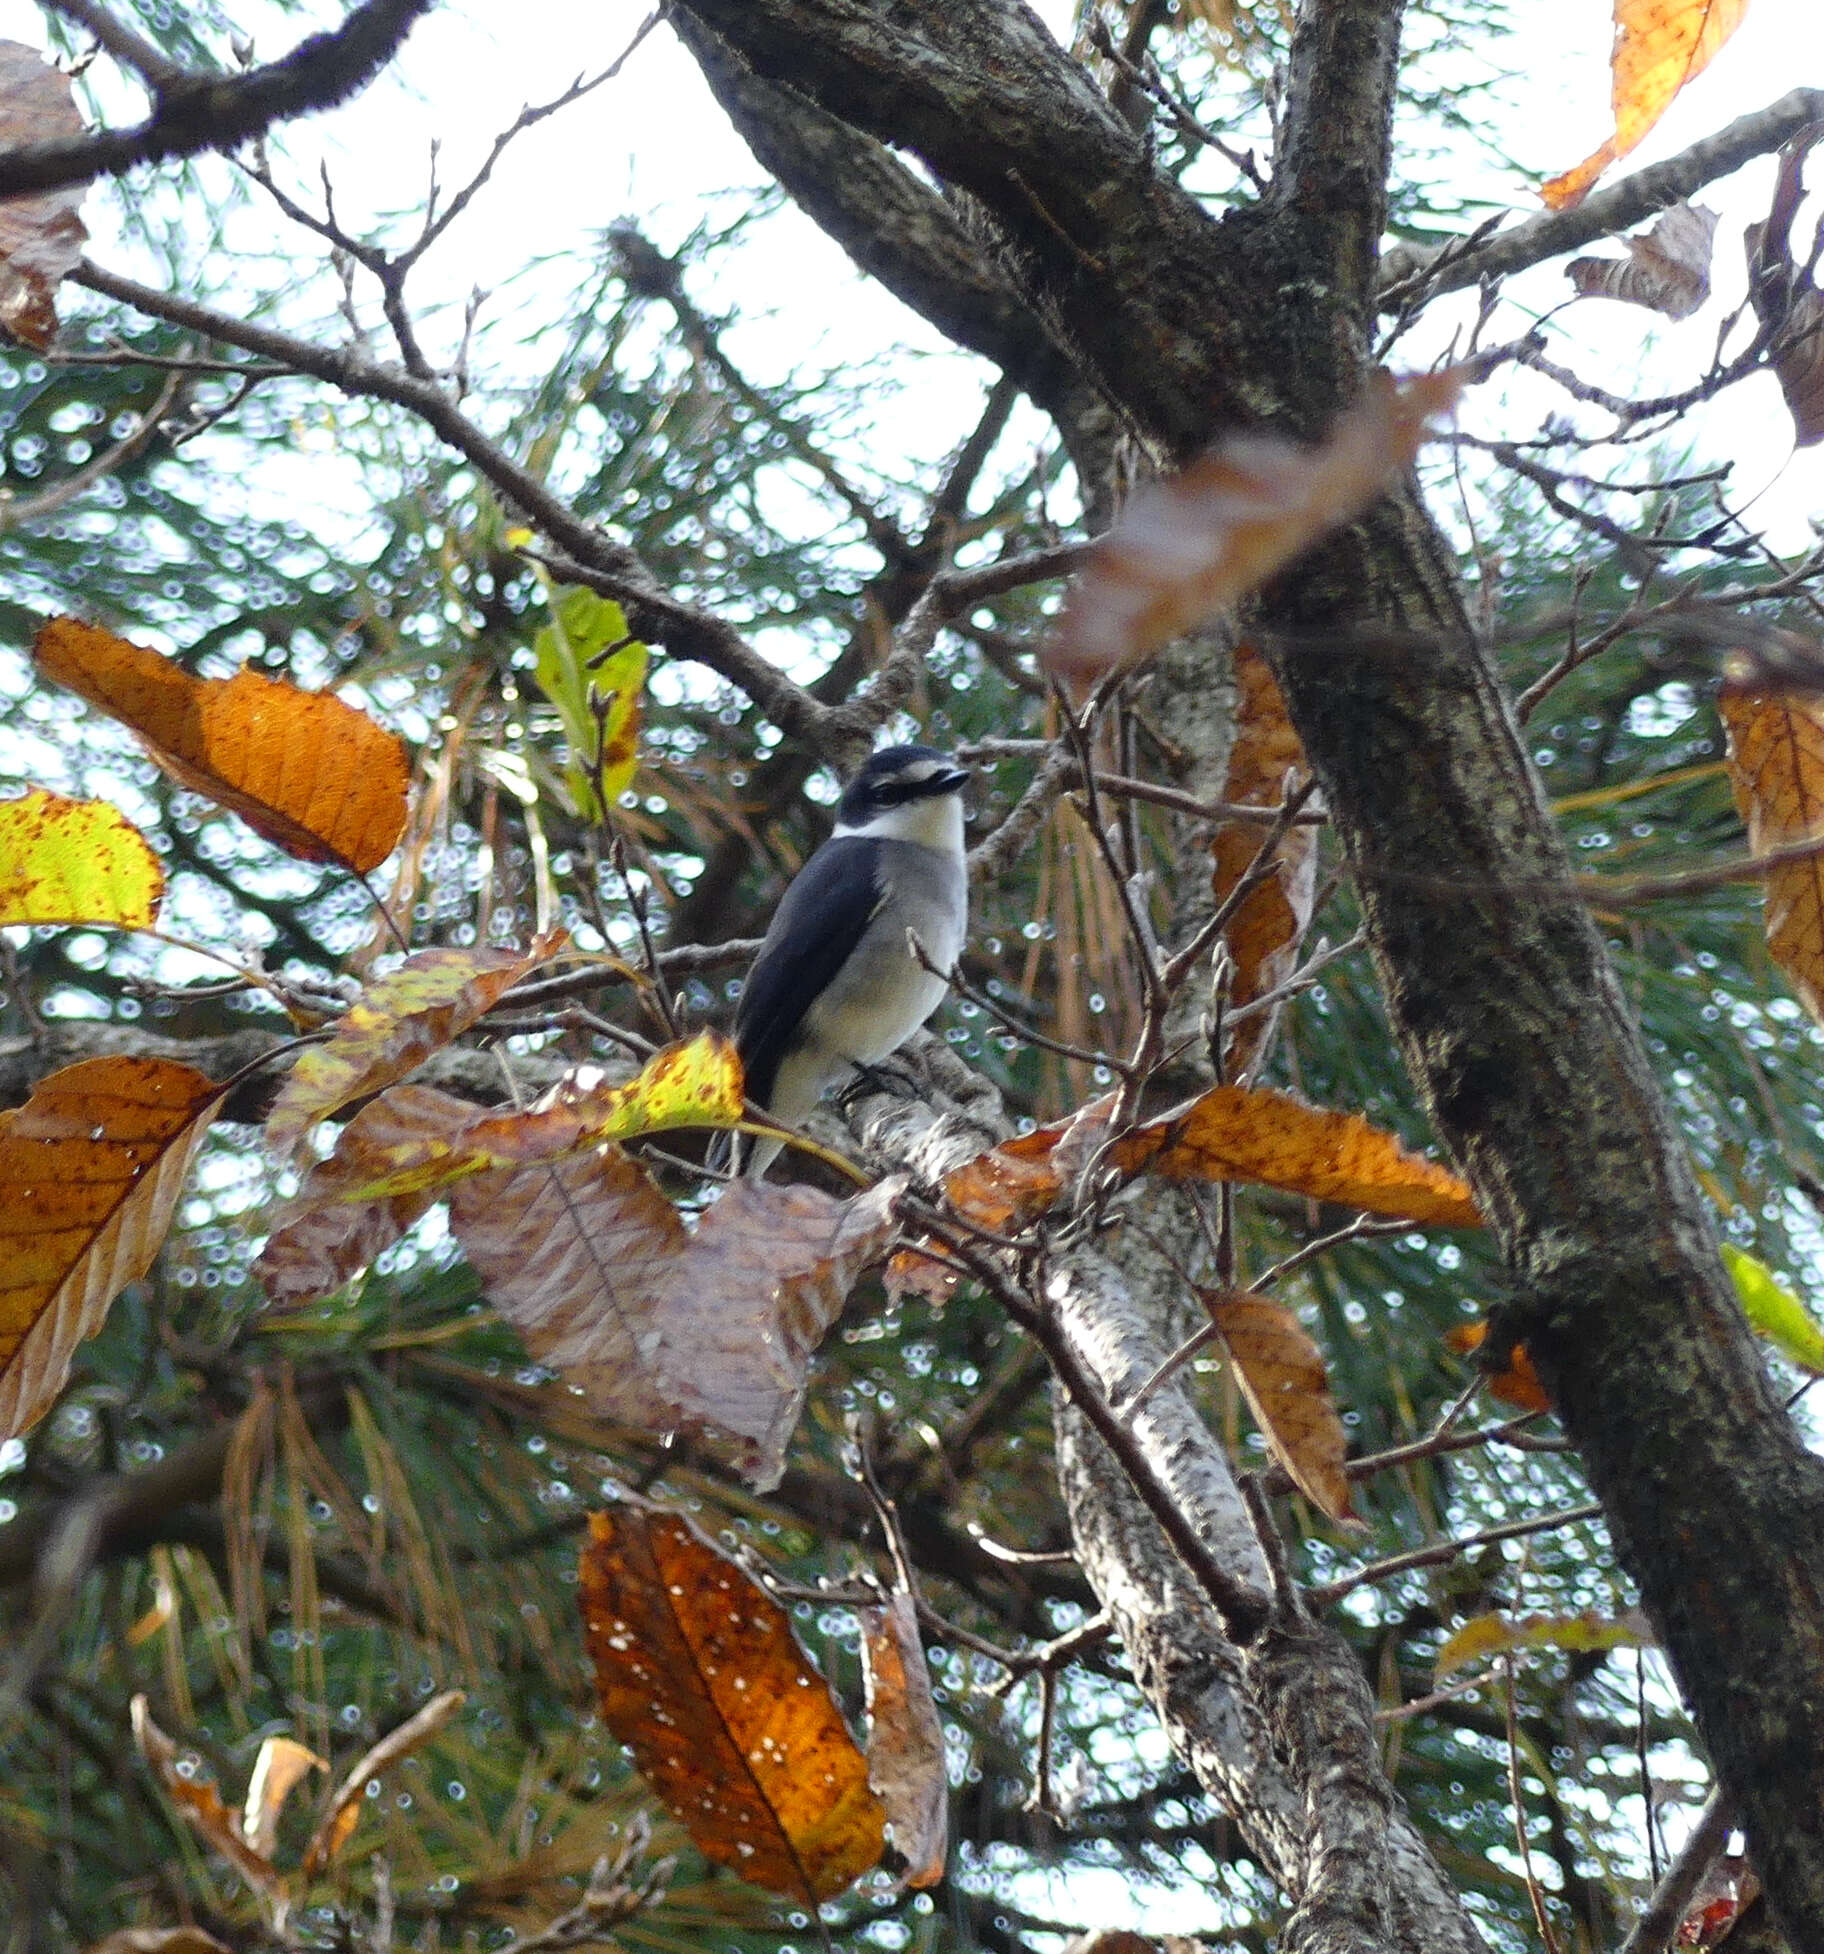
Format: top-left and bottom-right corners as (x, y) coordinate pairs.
(264, 930), (570, 1157)
(1543, 0), (1750, 209)
(0, 786), (163, 928)
(1434, 1610), (1651, 1682)
(0, 1058), (223, 1442)
(581, 1506), (885, 1899)
(34, 616), (411, 875)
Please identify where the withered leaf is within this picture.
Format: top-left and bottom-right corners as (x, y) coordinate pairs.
(263, 930), (569, 1157)
(1568, 201), (1719, 318)
(1208, 1291), (1357, 1527)
(860, 1592), (948, 1889)
(301, 1689), (466, 1877)
(34, 616), (411, 874)
(1113, 1083), (1483, 1227)
(1211, 645), (1316, 1074)
(0, 43), (86, 348)
(1446, 1320), (1551, 1411)
(453, 1156), (902, 1487)
(0, 1058), (223, 1441)
(0, 786), (163, 928)
(1745, 125), (1824, 446)
(1047, 369), (1462, 699)
(131, 1695), (280, 1897)
(239, 1735), (326, 1859)
(1543, 0), (1750, 209)
(580, 1506), (885, 1900)
(255, 1083), (468, 1305)
(1719, 689), (1824, 1023)
(1433, 1609), (1652, 1683)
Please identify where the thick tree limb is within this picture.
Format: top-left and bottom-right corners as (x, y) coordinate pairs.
(1377, 88), (1824, 306)
(0, 0), (437, 196)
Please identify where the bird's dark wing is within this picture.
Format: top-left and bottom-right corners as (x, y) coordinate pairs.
(735, 836), (884, 1108)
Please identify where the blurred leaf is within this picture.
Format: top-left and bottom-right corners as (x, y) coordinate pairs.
(263, 930), (570, 1157)
(0, 786), (163, 927)
(240, 1735), (326, 1860)
(1542, 0), (1749, 209)
(859, 1592), (948, 1890)
(580, 1506), (885, 1900)
(530, 586), (649, 820)
(1744, 124), (1824, 446)
(0, 42), (85, 348)
(34, 616), (411, 873)
(1718, 688), (1824, 1021)
(1446, 1320), (1552, 1411)
(452, 1152), (901, 1487)
(1209, 1290), (1358, 1527)
(1568, 202), (1719, 318)
(1721, 1243), (1824, 1373)
(1434, 1610), (1652, 1682)
(85, 1933), (233, 1954)
(1047, 368), (1463, 698)
(0, 1058), (222, 1441)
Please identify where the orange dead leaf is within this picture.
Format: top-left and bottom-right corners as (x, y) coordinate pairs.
(1568, 201), (1720, 318)
(859, 1593), (948, 1889)
(452, 1155), (902, 1487)
(0, 786), (163, 928)
(255, 1083), (469, 1305)
(1543, 0), (1750, 209)
(1719, 689), (1824, 1023)
(1114, 1083), (1483, 1227)
(1211, 646), (1316, 1073)
(1208, 1290), (1357, 1527)
(33, 616), (410, 874)
(131, 1695), (281, 1898)
(0, 43), (86, 347)
(1446, 1321), (1551, 1411)
(1047, 368), (1463, 699)
(263, 930), (569, 1157)
(240, 1735), (327, 1860)
(301, 1689), (466, 1878)
(0, 1058), (223, 1441)
(580, 1506), (885, 1901)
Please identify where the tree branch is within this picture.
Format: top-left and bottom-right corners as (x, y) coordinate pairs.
(0, 0), (438, 196)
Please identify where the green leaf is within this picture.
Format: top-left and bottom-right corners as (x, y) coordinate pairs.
(530, 586), (648, 821)
(1722, 1244), (1824, 1374)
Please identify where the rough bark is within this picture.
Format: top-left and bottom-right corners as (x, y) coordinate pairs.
(672, 0), (1824, 1944)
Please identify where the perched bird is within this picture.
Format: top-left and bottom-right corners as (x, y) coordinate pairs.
(732, 743), (970, 1176)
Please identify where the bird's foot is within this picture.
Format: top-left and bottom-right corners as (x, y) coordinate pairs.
(838, 1058), (924, 1108)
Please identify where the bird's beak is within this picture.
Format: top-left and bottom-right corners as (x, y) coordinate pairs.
(937, 766), (971, 792)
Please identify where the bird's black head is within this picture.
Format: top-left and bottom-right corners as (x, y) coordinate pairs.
(837, 744), (970, 827)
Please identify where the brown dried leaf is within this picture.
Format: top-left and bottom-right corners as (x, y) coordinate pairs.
(860, 1593), (948, 1889)
(580, 1506), (885, 1900)
(0, 786), (163, 927)
(263, 931), (569, 1157)
(1113, 1084), (1483, 1227)
(240, 1735), (326, 1859)
(255, 1083), (468, 1305)
(34, 616), (410, 874)
(0, 1058), (223, 1441)
(85, 1932), (234, 1954)
(1207, 1291), (1357, 1526)
(344, 1031), (744, 1198)
(0, 43), (86, 347)
(1047, 369), (1463, 699)
(1211, 645), (1316, 1073)
(452, 1155), (902, 1487)
(1568, 201), (1720, 318)
(1719, 689), (1824, 1022)
(131, 1695), (280, 1898)
(1543, 0), (1750, 209)
(1745, 125), (1824, 446)
(301, 1689), (466, 1877)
